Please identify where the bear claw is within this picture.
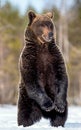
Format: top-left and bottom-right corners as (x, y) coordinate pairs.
(54, 104), (65, 113)
(42, 99), (54, 112)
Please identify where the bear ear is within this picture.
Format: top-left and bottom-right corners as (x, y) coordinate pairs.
(28, 11), (36, 26)
(46, 12), (54, 19)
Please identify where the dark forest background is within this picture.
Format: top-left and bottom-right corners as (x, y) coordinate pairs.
(0, 0), (81, 105)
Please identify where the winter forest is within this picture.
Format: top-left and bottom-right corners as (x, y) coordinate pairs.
(0, 0), (81, 129)
(0, 0), (81, 105)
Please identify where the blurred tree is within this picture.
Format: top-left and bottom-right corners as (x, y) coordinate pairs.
(0, 2), (24, 104)
(67, 0), (81, 105)
(68, 0), (81, 47)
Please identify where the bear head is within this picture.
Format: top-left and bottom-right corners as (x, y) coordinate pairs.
(28, 11), (56, 44)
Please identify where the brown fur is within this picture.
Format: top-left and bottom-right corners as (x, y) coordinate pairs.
(17, 11), (68, 127)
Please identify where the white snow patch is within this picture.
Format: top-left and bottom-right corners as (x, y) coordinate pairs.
(0, 105), (81, 130)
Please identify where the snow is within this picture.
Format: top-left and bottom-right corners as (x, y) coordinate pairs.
(0, 105), (81, 130)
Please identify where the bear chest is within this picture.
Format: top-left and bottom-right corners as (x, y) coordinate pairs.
(36, 47), (55, 92)
(37, 47), (53, 72)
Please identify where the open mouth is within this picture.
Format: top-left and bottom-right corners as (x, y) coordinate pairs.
(42, 35), (53, 42)
(38, 35), (53, 44)
(42, 34), (53, 42)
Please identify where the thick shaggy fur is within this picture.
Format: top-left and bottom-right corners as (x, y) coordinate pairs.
(17, 12), (68, 127)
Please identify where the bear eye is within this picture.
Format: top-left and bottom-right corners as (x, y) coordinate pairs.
(49, 22), (53, 29)
(44, 21), (53, 29)
(40, 23), (45, 27)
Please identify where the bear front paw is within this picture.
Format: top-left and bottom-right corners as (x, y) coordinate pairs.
(42, 98), (54, 112)
(54, 98), (66, 113)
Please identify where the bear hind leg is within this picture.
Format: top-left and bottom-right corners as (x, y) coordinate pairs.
(50, 106), (68, 127)
(18, 98), (42, 127)
(17, 86), (42, 127)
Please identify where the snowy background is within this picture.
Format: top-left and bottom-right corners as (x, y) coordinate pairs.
(0, 105), (81, 130)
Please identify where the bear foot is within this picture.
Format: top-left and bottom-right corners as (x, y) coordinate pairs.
(18, 118), (33, 127)
(51, 119), (64, 127)
(18, 112), (41, 127)
(50, 113), (66, 127)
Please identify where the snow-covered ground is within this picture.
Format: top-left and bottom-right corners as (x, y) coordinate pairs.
(0, 105), (81, 130)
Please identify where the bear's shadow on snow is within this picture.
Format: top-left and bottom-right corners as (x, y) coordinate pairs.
(65, 123), (81, 128)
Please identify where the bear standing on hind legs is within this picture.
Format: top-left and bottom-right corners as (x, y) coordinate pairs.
(17, 11), (68, 127)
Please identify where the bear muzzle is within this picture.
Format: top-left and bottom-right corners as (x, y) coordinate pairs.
(42, 32), (53, 42)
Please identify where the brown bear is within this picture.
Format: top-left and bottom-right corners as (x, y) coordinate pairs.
(17, 11), (68, 127)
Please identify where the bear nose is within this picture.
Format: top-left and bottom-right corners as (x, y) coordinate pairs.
(49, 32), (53, 38)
